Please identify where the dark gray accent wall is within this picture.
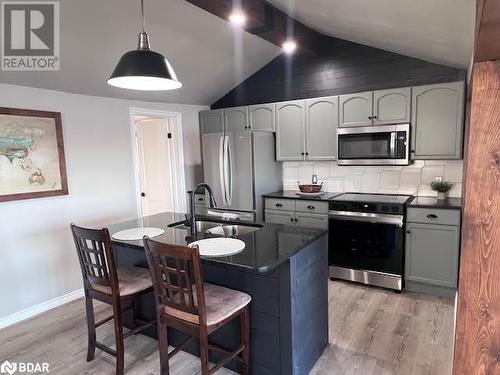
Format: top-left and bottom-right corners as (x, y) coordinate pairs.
(211, 38), (466, 109)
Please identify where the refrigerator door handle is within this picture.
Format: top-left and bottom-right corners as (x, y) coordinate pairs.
(219, 135), (227, 206)
(226, 136), (233, 205)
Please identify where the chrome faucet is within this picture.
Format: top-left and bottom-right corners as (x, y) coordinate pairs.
(189, 183), (217, 239)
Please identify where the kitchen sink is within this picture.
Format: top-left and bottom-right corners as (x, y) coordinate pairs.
(169, 220), (262, 237)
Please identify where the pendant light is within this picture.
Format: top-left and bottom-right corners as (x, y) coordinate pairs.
(108, 0), (182, 91)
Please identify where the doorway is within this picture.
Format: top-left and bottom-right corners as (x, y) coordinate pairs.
(130, 108), (187, 216)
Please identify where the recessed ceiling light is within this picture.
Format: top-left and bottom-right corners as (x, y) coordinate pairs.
(282, 40), (297, 54)
(229, 11), (246, 27)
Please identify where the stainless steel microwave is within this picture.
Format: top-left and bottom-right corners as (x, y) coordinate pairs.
(337, 124), (410, 166)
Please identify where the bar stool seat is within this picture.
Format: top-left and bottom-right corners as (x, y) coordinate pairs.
(91, 267), (153, 296)
(165, 283), (251, 327)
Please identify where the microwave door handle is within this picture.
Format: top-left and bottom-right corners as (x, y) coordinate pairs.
(390, 132), (396, 158)
(219, 136), (227, 206)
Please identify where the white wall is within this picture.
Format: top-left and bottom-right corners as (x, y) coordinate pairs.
(285, 160), (464, 198)
(0, 83), (207, 322)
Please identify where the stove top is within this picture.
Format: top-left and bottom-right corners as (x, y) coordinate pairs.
(330, 193), (411, 205)
(329, 193), (413, 215)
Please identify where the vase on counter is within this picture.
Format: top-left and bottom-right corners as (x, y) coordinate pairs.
(437, 192), (449, 200)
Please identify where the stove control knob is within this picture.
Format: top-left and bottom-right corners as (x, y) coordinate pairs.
(391, 206), (400, 213)
(381, 205), (389, 212)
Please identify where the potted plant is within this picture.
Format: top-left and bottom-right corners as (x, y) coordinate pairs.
(430, 180), (453, 200)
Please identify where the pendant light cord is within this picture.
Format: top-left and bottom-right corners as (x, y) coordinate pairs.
(141, 0), (146, 32)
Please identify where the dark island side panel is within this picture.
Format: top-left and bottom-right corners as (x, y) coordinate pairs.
(211, 39), (466, 108)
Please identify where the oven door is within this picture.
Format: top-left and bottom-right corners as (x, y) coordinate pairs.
(337, 124), (409, 165)
(328, 211), (404, 276)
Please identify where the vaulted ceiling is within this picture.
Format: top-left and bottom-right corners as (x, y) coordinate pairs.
(267, 0), (475, 68)
(0, 0), (475, 105)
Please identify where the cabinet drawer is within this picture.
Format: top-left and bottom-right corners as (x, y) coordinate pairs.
(295, 212), (329, 230)
(265, 198), (294, 211)
(265, 209), (295, 225)
(407, 207), (460, 226)
(295, 200), (329, 214)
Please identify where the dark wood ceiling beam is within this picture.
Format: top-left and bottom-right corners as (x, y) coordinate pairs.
(474, 0), (500, 61)
(184, 0), (327, 55)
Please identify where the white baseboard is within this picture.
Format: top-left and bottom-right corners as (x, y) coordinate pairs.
(0, 289), (84, 330)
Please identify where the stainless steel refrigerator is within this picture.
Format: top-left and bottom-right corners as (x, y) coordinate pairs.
(201, 117), (282, 222)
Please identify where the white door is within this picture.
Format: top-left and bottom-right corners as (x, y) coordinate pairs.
(136, 119), (175, 216)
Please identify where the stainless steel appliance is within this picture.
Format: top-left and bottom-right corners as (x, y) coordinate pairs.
(337, 124), (410, 165)
(328, 193), (412, 291)
(201, 130), (282, 222)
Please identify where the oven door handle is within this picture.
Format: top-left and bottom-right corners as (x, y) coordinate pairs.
(329, 210), (404, 227)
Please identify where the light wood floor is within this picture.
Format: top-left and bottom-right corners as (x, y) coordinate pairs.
(0, 281), (454, 375)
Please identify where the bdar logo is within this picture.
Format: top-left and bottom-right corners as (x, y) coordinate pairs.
(0, 360), (17, 375)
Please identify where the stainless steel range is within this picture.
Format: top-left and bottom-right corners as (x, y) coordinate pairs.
(328, 193), (412, 291)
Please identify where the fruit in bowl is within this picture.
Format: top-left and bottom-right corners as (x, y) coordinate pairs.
(297, 183), (323, 193)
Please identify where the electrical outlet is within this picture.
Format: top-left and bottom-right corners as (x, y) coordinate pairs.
(434, 176), (443, 182)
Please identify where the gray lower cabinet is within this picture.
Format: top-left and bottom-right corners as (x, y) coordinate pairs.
(411, 81), (465, 159)
(265, 198), (329, 230)
(305, 96), (338, 160)
(405, 208), (461, 297)
(248, 103), (275, 132)
(373, 87), (411, 125)
(339, 91), (373, 127)
(276, 100), (306, 161)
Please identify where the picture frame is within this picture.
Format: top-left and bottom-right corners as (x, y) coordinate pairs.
(0, 107), (68, 202)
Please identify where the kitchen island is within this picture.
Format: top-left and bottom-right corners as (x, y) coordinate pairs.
(108, 210), (329, 375)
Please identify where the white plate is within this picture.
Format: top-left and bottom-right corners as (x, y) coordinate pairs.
(112, 227), (165, 241)
(189, 238), (245, 258)
(296, 191), (325, 196)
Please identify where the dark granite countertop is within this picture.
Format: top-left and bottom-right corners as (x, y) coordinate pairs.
(262, 190), (342, 201)
(107, 208), (328, 274)
(408, 197), (462, 210)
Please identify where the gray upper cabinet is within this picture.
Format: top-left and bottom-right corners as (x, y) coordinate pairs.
(405, 222), (460, 289)
(373, 87), (411, 125)
(200, 109), (224, 134)
(411, 81), (465, 159)
(305, 96), (338, 160)
(224, 106), (248, 134)
(249, 103), (275, 132)
(339, 91), (373, 127)
(276, 100), (306, 161)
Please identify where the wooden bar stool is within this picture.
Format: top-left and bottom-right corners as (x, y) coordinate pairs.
(71, 224), (156, 375)
(143, 237), (251, 375)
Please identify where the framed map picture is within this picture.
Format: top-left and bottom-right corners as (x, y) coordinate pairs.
(0, 107), (68, 202)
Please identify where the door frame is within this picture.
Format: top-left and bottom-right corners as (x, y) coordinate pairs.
(129, 107), (187, 216)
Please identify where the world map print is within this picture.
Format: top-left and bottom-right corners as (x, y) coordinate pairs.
(0, 114), (62, 197)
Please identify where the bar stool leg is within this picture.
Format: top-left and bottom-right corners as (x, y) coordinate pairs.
(85, 296), (96, 362)
(241, 306), (251, 375)
(113, 303), (125, 375)
(199, 331), (210, 375)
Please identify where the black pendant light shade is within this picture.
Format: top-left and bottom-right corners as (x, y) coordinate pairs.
(107, 1), (182, 91)
(108, 48), (182, 91)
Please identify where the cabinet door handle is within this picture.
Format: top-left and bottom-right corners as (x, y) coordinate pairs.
(294, 218), (298, 222)
(368, 116), (373, 120)
(198, 197), (204, 201)
(307, 205), (315, 209)
(427, 214), (438, 219)
(290, 217), (294, 222)
(305, 152), (309, 156)
(372, 116), (377, 119)
(301, 152), (305, 155)
(406, 230), (411, 234)
(275, 203), (283, 207)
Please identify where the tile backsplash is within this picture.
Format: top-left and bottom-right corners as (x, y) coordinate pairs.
(283, 160), (464, 198)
